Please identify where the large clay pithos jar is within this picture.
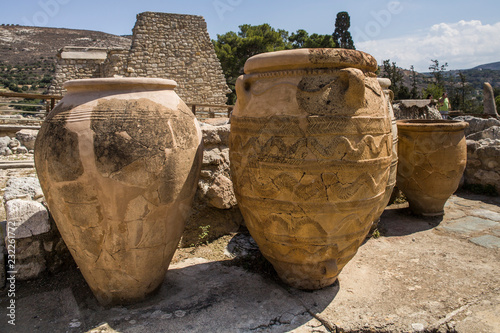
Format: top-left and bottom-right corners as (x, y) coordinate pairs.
(396, 119), (468, 216)
(229, 49), (392, 290)
(373, 78), (398, 221)
(34, 78), (203, 305)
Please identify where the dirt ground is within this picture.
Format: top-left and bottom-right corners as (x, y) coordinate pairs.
(1, 164), (499, 332)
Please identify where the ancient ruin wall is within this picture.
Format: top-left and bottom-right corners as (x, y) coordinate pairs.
(49, 12), (230, 105)
(49, 47), (112, 95)
(127, 12), (229, 104)
(101, 49), (129, 77)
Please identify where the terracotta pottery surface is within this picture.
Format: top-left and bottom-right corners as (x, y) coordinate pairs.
(396, 119), (468, 216)
(374, 78), (398, 220)
(34, 78), (203, 305)
(229, 48), (392, 290)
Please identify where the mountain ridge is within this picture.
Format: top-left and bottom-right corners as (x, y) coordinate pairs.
(472, 61), (500, 71)
(0, 24), (131, 65)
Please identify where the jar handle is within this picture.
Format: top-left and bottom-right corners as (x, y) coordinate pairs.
(339, 68), (366, 108)
(387, 89), (395, 102)
(235, 75), (251, 111)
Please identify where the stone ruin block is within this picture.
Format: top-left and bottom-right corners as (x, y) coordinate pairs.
(3, 177), (72, 280)
(393, 99), (441, 120)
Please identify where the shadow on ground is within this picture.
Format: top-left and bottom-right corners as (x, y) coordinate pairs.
(377, 205), (443, 237)
(1, 237), (338, 333)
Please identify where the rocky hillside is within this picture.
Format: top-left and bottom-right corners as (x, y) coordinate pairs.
(380, 63), (500, 100)
(0, 25), (131, 65)
(0, 25), (131, 93)
(448, 68), (500, 90)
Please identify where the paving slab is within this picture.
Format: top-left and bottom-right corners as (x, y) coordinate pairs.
(439, 216), (499, 235)
(469, 208), (500, 222)
(469, 235), (500, 248)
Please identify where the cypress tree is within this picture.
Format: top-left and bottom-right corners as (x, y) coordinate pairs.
(333, 11), (355, 49)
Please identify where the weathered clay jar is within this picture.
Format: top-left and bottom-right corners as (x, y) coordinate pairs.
(373, 78), (398, 222)
(396, 119), (468, 216)
(229, 49), (392, 289)
(34, 78), (203, 305)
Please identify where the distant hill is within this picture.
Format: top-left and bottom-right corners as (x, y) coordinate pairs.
(472, 61), (500, 71)
(448, 64), (500, 90)
(0, 24), (131, 65)
(0, 25), (131, 93)
(395, 60), (500, 93)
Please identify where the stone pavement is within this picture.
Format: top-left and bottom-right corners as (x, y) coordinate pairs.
(438, 194), (500, 249)
(1, 191), (499, 333)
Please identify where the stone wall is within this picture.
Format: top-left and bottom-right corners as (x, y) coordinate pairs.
(49, 12), (230, 105)
(127, 12), (229, 104)
(456, 116), (500, 194)
(49, 47), (111, 95)
(101, 49), (129, 77)
(2, 177), (72, 280)
(181, 120), (242, 247)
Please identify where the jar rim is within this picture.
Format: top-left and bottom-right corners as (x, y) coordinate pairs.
(243, 48), (378, 74)
(396, 119), (469, 131)
(63, 78), (177, 91)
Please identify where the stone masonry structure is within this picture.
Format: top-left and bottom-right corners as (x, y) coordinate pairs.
(456, 116), (500, 194)
(50, 12), (230, 105)
(49, 47), (110, 93)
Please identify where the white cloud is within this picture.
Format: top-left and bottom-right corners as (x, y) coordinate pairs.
(357, 20), (500, 72)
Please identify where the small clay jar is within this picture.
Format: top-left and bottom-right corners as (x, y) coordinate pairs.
(396, 119), (468, 216)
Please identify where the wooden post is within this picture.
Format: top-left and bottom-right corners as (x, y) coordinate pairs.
(191, 105), (196, 115)
(50, 98), (55, 111)
(209, 108), (215, 118)
(45, 99), (50, 113)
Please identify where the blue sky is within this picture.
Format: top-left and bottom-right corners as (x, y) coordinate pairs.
(1, 0), (500, 71)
